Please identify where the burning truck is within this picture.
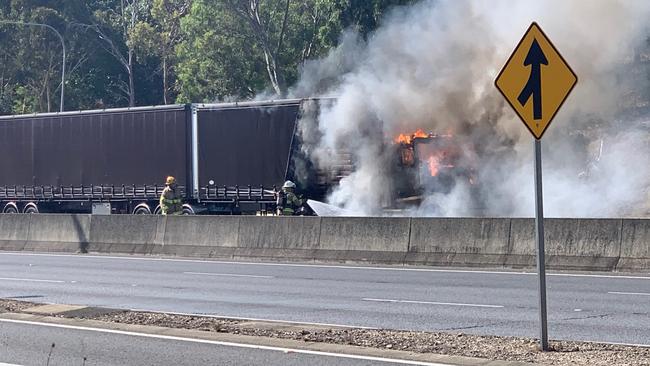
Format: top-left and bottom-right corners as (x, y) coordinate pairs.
(391, 129), (478, 207)
(0, 98), (477, 215)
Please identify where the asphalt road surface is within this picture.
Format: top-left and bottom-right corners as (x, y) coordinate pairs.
(0, 252), (648, 346)
(0, 319), (429, 366)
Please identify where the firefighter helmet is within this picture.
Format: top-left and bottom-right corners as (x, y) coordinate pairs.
(282, 180), (296, 189)
(166, 176), (176, 185)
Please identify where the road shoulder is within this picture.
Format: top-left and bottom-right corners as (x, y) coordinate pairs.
(0, 312), (531, 366)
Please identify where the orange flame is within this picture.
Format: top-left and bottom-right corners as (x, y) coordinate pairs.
(427, 152), (455, 176)
(428, 155), (441, 176)
(394, 128), (429, 144)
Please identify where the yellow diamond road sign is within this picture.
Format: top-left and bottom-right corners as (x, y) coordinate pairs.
(495, 22), (577, 139)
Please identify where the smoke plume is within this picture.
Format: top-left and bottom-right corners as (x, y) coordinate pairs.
(291, 0), (650, 217)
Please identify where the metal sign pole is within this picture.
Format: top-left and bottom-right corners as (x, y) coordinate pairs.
(534, 138), (549, 351)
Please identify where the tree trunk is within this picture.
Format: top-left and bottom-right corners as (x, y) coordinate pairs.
(233, 0), (289, 97)
(262, 50), (283, 96)
(128, 48), (135, 107)
(162, 56), (169, 104)
(46, 82), (51, 113)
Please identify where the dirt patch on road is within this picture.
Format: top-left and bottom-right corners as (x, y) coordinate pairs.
(2, 299), (648, 366)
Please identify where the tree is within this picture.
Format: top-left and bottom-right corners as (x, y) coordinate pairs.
(223, 0), (293, 96)
(175, 0), (265, 101)
(130, 0), (191, 104)
(79, 0), (151, 107)
(176, 0), (342, 100)
(0, 0), (423, 111)
(0, 2), (79, 113)
(338, 0), (417, 38)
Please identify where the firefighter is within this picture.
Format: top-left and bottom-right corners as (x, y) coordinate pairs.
(160, 176), (183, 215)
(276, 180), (303, 216)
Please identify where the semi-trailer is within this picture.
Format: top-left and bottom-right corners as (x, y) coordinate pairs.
(0, 99), (312, 214)
(0, 97), (473, 215)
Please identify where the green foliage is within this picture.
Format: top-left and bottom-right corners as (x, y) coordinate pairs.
(0, 0), (419, 112)
(175, 0), (266, 101)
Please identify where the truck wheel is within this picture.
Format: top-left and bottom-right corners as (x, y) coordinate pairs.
(182, 205), (195, 215)
(132, 204), (151, 215)
(23, 203), (39, 214)
(153, 205), (163, 215)
(2, 203), (19, 214)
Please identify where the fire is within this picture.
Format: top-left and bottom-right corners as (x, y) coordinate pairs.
(394, 128), (430, 144)
(428, 155), (441, 176)
(427, 152), (454, 176)
(393, 128), (458, 176)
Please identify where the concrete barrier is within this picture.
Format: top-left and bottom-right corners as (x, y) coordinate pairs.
(318, 217), (410, 262)
(25, 214), (90, 252)
(508, 218), (622, 270)
(89, 215), (165, 255)
(406, 218), (510, 267)
(0, 214), (647, 272)
(0, 214), (31, 251)
(618, 219), (650, 271)
(156, 216), (240, 258)
(235, 216), (321, 261)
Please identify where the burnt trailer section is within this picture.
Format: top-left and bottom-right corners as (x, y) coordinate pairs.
(0, 100), (312, 214)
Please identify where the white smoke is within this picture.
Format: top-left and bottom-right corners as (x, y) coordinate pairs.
(291, 0), (650, 217)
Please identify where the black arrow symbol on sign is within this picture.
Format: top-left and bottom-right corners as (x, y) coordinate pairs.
(517, 39), (548, 120)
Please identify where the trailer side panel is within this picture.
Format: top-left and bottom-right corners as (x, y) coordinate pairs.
(0, 108), (188, 188)
(196, 103), (300, 188)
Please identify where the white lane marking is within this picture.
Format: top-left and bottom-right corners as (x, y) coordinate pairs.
(183, 272), (274, 279)
(547, 273), (650, 280)
(363, 298), (504, 309)
(608, 291), (650, 296)
(0, 363), (24, 366)
(128, 309), (378, 330)
(0, 277), (65, 283)
(0, 318), (452, 366)
(2, 252), (650, 280)
(580, 339), (650, 348)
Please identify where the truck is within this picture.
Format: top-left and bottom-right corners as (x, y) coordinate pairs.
(0, 98), (475, 215)
(0, 99), (323, 215)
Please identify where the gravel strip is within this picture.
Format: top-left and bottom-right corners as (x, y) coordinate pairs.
(2, 300), (648, 366)
(0, 299), (37, 313)
(91, 311), (649, 366)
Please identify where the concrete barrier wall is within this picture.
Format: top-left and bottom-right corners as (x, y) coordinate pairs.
(0, 215), (31, 251)
(0, 214), (648, 272)
(407, 218), (510, 267)
(508, 218), (622, 270)
(235, 217), (321, 261)
(159, 216), (240, 258)
(618, 219), (650, 271)
(25, 214), (90, 253)
(89, 215), (164, 255)
(318, 217), (410, 262)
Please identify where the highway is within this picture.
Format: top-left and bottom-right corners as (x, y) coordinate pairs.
(0, 318), (430, 366)
(0, 252), (648, 346)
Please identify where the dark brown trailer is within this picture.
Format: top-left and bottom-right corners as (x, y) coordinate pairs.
(0, 100), (312, 214)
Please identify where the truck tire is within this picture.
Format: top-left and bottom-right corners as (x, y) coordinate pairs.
(23, 203), (39, 214)
(2, 203), (19, 214)
(132, 204), (152, 215)
(182, 204), (195, 215)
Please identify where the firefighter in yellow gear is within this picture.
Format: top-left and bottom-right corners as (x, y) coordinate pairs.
(160, 176), (183, 215)
(277, 180), (303, 216)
